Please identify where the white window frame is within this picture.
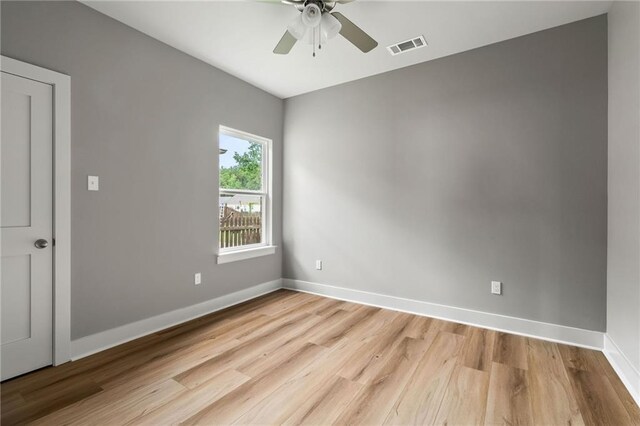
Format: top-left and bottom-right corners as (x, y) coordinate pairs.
(217, 125), (275, 264)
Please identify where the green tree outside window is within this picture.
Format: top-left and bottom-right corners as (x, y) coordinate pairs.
(220, 142), (262, 191)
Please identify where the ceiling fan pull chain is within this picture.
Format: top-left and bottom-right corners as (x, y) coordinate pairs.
(313, 29), (316, 57)
(318, 21), (322, 50)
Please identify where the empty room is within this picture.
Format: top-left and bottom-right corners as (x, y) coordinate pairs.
(1, 0), (639, 424)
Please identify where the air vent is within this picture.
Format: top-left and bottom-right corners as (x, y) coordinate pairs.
(387, 35), (428, 56)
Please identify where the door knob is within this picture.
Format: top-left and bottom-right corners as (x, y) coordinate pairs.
(34, 239), (49, 249)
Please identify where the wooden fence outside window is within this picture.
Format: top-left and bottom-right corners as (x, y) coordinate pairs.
(219, 206), (261, 248)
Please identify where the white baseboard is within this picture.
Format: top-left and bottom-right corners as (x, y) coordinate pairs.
(283, 278), (604, 350)
(603, 334), (640, 407)
(70, 276), (640, 410)
(70, 279), (282, 360)
(68, 276), (640, 409)
(71, 277), (605, 359)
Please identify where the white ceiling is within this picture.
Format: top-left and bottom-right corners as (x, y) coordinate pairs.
(83, 0), (612, 99)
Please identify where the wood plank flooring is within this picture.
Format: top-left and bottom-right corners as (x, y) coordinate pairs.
(2, 289), (639, 425)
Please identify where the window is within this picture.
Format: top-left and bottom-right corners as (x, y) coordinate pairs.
(217, 126), (274, 263)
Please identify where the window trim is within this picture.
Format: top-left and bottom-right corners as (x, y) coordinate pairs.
(217, 245), (276, 264)
(217, 126), (274, 262)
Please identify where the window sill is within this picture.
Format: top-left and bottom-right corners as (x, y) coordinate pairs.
(217, 245), (277, 264)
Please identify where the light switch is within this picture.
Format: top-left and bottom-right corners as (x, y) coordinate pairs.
(88, 176), (99, 191)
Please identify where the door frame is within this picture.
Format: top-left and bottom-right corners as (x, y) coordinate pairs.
(1, 55), (71, 366)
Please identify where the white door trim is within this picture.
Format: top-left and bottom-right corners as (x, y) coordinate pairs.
(1, 55), (71, 366)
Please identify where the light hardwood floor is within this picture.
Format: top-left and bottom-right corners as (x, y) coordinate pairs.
(2, 289), (639, 425)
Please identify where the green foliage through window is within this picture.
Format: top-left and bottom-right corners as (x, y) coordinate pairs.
(220, 142), (262, 191)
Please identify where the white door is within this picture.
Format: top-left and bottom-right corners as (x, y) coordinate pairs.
(1, 71), (53, 381)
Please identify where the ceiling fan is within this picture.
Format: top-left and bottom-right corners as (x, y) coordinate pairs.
(266, 0), (378, 56)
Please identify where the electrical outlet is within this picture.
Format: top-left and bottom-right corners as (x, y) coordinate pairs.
(491, 281), (502, 295)
(88, 175), (99, 191)
(195, 273), (202, 285)
(315, 260), (322, 270)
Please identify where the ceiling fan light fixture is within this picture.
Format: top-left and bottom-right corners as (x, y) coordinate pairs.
(320, 12), (342, 40)
(301, 3), (322, 28)
(287, 14), (307, 40)
(272, 0), (378, 56)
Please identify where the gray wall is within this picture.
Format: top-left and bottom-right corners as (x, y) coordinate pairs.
(1, 1), (284, 340)
(283, 16), (608, 331)
(607, 1), (640, 370)
(1, 1), (612, 339)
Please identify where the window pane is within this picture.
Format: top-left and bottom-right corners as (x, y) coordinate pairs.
(219, 194), (263, 249)
(219, 133), (262, 191)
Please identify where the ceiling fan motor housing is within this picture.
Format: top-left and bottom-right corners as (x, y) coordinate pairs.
(295, 1), (336, 13)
